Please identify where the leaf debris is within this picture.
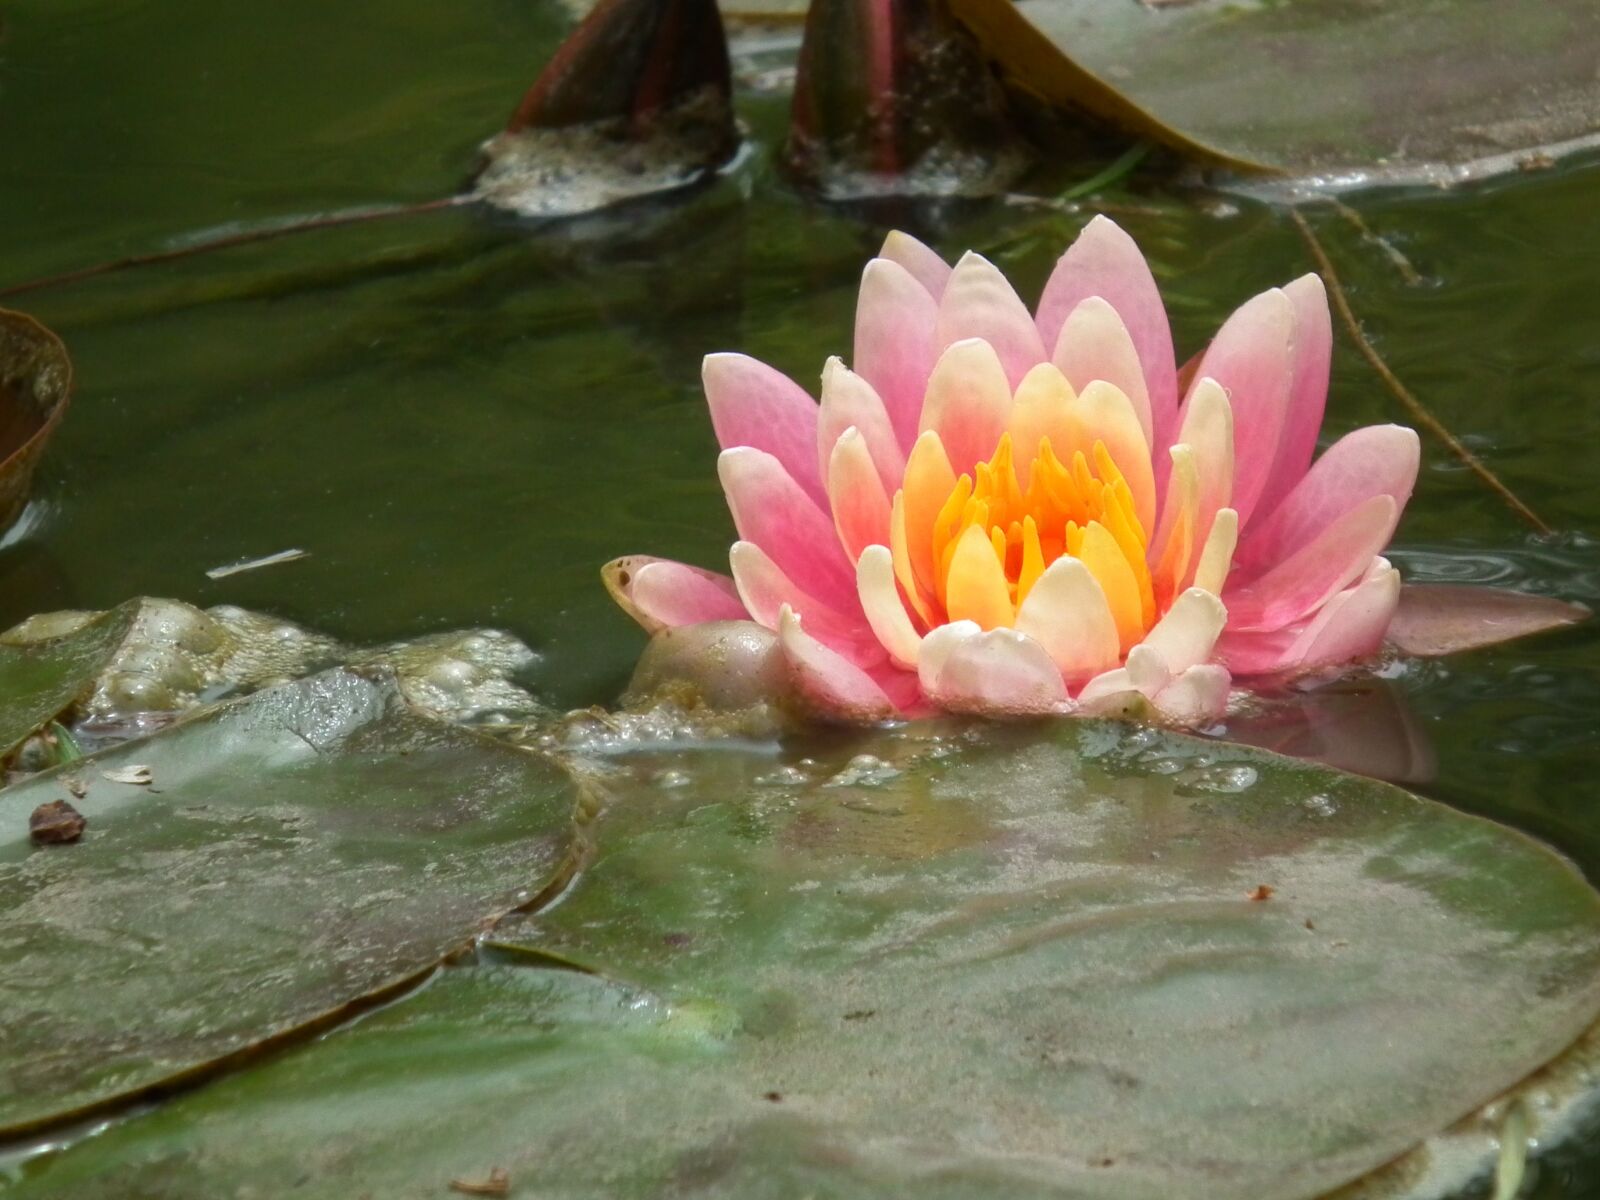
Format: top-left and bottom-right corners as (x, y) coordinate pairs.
(1248, 885), (1275, 901)
(29, 799), (86, 844)
(448, 1167), (510, 1197)
(103, 765), (154, 786)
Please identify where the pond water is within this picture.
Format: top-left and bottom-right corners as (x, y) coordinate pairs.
(2, 2), (1599, 1195)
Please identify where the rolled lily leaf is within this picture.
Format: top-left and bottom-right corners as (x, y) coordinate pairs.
(0, 307), (71, 533)
(475, 0), (740, 218)
(1386, 583), (1589, 658)
(0, 604), (138, 764)
(0, 667), (580, 1138)
(786, 0), (1032, 198)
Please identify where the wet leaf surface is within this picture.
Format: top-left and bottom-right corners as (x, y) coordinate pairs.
(956, 0), (1600, 182)
(0, 667), (579, 1137)
(14, 721), (1600, 1199)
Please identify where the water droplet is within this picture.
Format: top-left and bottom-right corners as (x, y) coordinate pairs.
(1189, 764), (1258, 794)
(653, 769), (691, 789)
(1303, 794), (1338, 817)
(755, 766), (808, 787)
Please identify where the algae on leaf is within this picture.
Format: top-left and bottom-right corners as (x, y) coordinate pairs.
(15, 721), (1600, 1199)
(0, 668), (580, 1138)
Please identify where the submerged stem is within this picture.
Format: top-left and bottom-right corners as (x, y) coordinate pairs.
(1060, 142), (1152, 201)
(0, 195), (475, 300)
(1290, 206), (1552, 536)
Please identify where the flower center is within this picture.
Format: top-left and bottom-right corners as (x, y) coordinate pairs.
(929, 433), (1156, 645)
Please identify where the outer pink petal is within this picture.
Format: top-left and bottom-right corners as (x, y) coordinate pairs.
(1292, 562), (1402, 669)
(880, 230), (952, 299)
(1251, 274), (1333, 520)
(917, 622), (1072, 716)
(854, 258), (940, 453)
(818, 357), (906, 492)
(1233, 425), (1420, 579)
(778, 606), (904, 721)
(1182, 288), (1294, 528)
(603, 556), (748, 634)
(703, 354), (825, 509)
(718, 447), (858, 609)
(935, 252), (1047, 389)
(728, 542), (876, 665)
(1223, 495), (1398, 632)
(827, 428), (893, 562)
(1035, 215), (1179, 452)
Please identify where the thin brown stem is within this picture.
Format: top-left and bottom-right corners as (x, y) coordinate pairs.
(0, 194), (475, 300)
(1290, 206), (1552, 536)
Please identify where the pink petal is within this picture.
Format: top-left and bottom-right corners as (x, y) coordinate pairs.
(918, 338), (1012, 475)
(856, 545), (922, 668)
(728, 542), (876, 664)
(1291, 562), (1401, 670)
(703, 353), (825, 509)
(1251, 274), (1333, 521)
(818, 358), (906, 492)
(880, 230), (952, 299)
(1385, 583), (1590, 658)
(718, 447), (858, 609)
(1223, 495), (1398, 632)
(827, 428), (894, 562)
(1051, 296), (1154, 448)
(1035, 215), (1179, 453)
(854, 258), (940, 453)
(1233, 425), (1420, 579)
(1182, 288), (1293, 528)
(917, 622), (1071, 716)
(1152, 664), (1232, 726)
(602, 555), (748, 634)
(778, 606), (904, 721)
(936, 252), (1047, 389)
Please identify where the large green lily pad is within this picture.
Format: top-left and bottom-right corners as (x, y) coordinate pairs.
(954, 0), (1600, 181)
(14, 721), (1600, 1198)
(0, 667), (580, 1137)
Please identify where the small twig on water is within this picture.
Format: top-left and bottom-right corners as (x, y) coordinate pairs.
(0, 195), (475, 300)
(1290, 206), (1552, 536)
(205, 548), (309, 580)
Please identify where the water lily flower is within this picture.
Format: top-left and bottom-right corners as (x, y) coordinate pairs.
(605, 216), (1422, 723)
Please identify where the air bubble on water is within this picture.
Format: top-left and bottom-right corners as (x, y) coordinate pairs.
(1137, 755), (1188, 776)
(755, 766), (808, 787)
(1303, 794), (1338, 817)
(1190, 764), (1258, 794)
(653, 769), (691, 789)
(824, 754), (902, 788)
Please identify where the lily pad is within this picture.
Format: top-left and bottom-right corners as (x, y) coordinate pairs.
(0, 667), (580, 1138)
(0, 603), (140, 761)
(0, 308), (71, 533)
(953, 0), (1600, 183)
(15, 721), (1600, 1198)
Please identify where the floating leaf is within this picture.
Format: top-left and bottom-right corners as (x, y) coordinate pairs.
(0, 667), (580, 1138)
(16, 722), (1600, 1197)
(1386, 583), (1589, 659)
(953, 0), (1600, 182)
(0, 308), (72, 533)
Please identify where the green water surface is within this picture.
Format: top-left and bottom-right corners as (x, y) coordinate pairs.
(2, 2), (1599, 1194)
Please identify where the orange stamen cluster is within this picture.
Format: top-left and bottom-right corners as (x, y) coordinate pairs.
(929, 433), (1157, 645)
